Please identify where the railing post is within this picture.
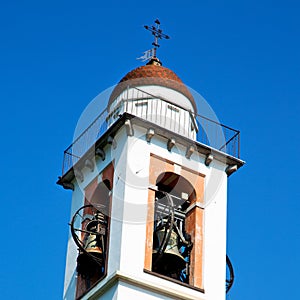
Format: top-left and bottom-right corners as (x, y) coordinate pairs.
(62, 151), (66, 176)
(238, 132), (240, 158)
(126, 85), (129, 112)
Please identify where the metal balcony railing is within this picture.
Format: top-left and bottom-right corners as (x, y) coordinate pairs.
(61, 88), (240, 176)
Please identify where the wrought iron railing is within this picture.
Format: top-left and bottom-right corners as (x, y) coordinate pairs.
(62, 108), (108, 176)
(61, 89), (240, 176)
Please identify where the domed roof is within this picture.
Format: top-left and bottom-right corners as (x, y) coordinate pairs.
(108, 58), (196, 112)
(120, 62), (183, 83)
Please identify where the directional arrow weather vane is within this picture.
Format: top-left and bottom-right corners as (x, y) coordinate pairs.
(138, 19), (170, 62)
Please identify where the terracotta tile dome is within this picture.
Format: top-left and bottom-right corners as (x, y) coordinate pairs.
(120, 64), (183, 83)
(108, 59), (196, 112)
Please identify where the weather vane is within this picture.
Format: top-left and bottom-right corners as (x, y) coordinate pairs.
(137, 19), (170, 62)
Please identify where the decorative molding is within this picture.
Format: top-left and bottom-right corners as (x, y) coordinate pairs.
(205, 154), (214, 166)
(61, 180), (74, 191)
(107, 136), (117, 149)
(167, 138), (176, 151)
(74, 168), (84, 182)
(146, 128), (155, 143)
(95, 148), (106, 161)
(185, 145), (195, 159)
(85, 158), (94, 172)
(125, 119), (134, 136)
(225, 164), (238, 176)
(87, 271), (204, 300)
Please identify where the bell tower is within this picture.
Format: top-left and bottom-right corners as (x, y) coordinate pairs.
(58, 20), (244, 300)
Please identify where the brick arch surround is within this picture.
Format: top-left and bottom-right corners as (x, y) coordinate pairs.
(145, 154), (205, 289)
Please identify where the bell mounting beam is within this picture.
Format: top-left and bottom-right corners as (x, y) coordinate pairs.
(144, 19), (170, 58)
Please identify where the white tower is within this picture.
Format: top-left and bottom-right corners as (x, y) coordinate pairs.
(58, 23), (244, 300)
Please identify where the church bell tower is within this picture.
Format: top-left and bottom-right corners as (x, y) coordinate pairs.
(58, 20), (244, 300)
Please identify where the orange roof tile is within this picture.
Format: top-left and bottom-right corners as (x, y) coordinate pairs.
(108, 63), (196, 112)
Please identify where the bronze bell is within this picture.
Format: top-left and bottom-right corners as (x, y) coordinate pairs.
(76, 220), (104, 277)
(152, 229), (186, 277)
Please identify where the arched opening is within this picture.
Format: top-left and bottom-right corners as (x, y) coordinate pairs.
(151, 172), (196, 284)
(75, 178), (112, 299)
(156, 172), (196, 210)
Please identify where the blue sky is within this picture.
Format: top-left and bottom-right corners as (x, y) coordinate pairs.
(0, 1), (299, 299)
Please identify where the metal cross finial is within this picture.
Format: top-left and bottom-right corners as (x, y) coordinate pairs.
(144, 19), (170, 58)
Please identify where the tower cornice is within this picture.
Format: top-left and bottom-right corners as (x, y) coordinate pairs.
(57, 113), (244, 187)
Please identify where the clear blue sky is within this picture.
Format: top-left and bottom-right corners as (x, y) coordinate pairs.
(0, 1), (299, 299)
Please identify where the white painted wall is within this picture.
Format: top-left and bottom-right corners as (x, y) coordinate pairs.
(203, 163), (228, 300)
(63, 180), (83, 300)
(107, 86), (197, 140)
(109, 85), (195, 113)
(117, 281), (185, 300)
(63, 121), (229, 300)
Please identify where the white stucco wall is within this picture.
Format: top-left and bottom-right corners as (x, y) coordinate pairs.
(107, 86), (197, 140)
(203, 163), (228, 300)
(109, 85), (195, 113)
(63, 180), (83, 300)
(63, 122), (229, 300)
